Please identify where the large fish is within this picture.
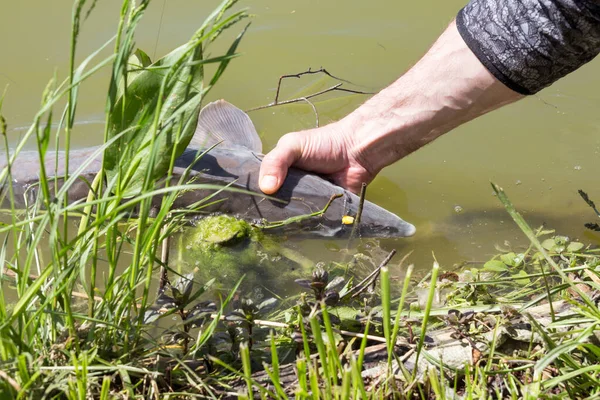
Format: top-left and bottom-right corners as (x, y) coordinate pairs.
(1, 100), (415, 237)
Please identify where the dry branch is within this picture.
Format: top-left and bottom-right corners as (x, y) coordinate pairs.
(246, 67), (373, 125)
(342, 249), (397, 300)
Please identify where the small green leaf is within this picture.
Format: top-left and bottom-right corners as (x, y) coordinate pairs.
(186, 301), (217, 328)
(554, 236), (569, 246)
(554, 245), (566, 254)
(567, 242), (585, 252)
(325, 276), (345, 290)
(134, 48), (152, 67)
(225, 312), (247, 323)
(541, 239), (556, 251)
(295, 279), (312, 290)
(513, 253), (525, 267)
(500, 252), (518, 267)
(483, 260), (508, 272)
(512, 270), (530, 286)
(172, 273), (194, 305)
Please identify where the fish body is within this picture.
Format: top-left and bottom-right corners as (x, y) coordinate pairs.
(1, 101), (415, 238)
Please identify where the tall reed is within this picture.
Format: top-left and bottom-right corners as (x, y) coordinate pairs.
(0, 0), (248, 396)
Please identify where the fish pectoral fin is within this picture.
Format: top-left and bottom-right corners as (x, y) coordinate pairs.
(191, 100), (262, 153)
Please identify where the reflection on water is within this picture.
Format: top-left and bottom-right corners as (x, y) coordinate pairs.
(2, 0), (600, 278)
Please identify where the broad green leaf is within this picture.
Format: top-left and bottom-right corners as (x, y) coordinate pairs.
(330, 306), (362, 322)
(115, 49), (153, 100)
(105, 1), (248, 197)
(105, 43), (205, 197)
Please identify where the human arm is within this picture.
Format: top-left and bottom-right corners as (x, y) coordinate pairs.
(259, 0), (600, 195)
(259, 20), (521, 194)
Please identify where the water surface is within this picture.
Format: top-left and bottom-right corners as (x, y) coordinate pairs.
(2, 0), (599, 276)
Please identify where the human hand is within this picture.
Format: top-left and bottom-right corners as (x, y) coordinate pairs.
(258, 121), (376, 195)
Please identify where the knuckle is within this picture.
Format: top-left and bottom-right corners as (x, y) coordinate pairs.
(276, 132), (300, 148)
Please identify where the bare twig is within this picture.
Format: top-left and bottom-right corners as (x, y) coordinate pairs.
(246, 66), (373, 113)
(248, 84), (371, 112)
(0, 370), (21, 392)
(342, 249), (397, 300)
(348, 182), (367, 245)
(247, 83), (342, 111)
(369, 249), (397, 292)
(273, 67), (355, 104)
(1, 269), (104, 303)
(159, 224), (170, 291)
(221, 315), (393, 344)
(355, 183), (367, 225)
(337, 328), (390, 344)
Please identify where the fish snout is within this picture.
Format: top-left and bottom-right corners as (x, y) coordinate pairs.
(339, 195), (416, 238)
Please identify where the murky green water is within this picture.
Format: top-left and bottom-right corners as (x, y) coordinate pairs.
(2, 0), (600, 276)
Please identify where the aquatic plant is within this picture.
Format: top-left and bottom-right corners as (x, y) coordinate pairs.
(579, 189), (600, 232)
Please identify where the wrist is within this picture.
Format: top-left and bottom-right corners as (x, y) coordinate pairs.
(340, 80), (442, 174)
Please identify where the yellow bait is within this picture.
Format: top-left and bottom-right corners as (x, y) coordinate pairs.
(342, 215), (355, 225)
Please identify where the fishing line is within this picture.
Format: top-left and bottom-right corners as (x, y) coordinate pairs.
(0, 72), (17, 86)
(153, 0), (167, 60)
(8, 119), (105, 133)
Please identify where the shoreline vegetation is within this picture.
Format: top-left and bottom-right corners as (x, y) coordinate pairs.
(1, 1), (600, 398)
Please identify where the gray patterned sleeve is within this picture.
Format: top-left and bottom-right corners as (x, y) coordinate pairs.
(456, 0), (600, 94)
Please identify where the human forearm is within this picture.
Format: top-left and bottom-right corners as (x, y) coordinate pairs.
(259, 0), (600, 195)
(258, 20), (522, 194)
(339, 20), (522, 175)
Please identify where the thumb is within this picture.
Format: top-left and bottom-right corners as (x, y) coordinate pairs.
(259, 135), (302, 194)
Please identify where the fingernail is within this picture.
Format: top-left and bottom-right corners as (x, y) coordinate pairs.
(260, 175), (278, 192)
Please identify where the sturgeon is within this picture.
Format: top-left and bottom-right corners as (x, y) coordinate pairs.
(1, 100), (415, 238)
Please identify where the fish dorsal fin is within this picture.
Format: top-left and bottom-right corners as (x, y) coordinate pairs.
(191, 100), (262, 153)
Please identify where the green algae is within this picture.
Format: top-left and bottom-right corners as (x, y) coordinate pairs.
(182, 215), (309, 292)
(189, 215), (253, 246)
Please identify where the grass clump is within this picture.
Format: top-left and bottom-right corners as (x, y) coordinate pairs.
(0, 0), (253, 397)
(2, 0), (600, 398)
